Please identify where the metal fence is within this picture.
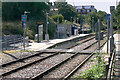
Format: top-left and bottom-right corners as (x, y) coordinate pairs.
(2, 35), (24, 51)
(107, 48), (116, 79)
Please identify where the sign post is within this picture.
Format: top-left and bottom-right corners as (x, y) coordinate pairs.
(21, 11), (30, 50)
(21, 14), (27, 50)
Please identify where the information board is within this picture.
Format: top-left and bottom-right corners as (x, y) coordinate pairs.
(21, 15), (27, 23)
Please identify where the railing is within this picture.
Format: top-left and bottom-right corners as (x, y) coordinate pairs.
(2, 35), (23, 50)
(107, 47), (116, 80)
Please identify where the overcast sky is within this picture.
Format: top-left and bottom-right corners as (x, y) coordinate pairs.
(50, 0), (120, 13)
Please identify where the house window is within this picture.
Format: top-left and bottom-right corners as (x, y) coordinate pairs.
(84, 6), (91, 9)
(87, 10), (89, 12)
(78, 9), (81, 13)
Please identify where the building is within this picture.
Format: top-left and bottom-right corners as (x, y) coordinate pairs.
(56, 24), (72, 39)
(74, 5), (95, 14)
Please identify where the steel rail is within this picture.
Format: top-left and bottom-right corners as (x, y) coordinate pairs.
(63, 32), (112, 80)
(1, 30), (109, 68)
(1, 33), (94, 67)
(1, 30), (111, 78)
(1, 52), (60, 77)
(31, 38), (99, 80)
(1, 34), (97, 77)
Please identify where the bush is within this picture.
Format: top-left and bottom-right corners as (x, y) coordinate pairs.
(2, 22), (24, 35)
(75, 52), (106, 79)
(52, 14), (64, 23)
(76, 62), (106, 79)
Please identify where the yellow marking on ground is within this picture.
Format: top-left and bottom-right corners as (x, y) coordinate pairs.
(3, 50), (34, 54)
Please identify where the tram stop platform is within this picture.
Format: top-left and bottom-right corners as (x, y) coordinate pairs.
(26, 34), (88, 51)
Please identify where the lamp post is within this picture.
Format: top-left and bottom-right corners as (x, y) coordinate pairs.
(45, 12), (49, 41)
(98, 19), (101, 51)
(107, 19), (109, 54)
(92, 17), (94, 32)
(57, 14), (60, 38)
(70, 17), (73, 23)
(110, 6), (115, 57)
(22, 11), (30, 50)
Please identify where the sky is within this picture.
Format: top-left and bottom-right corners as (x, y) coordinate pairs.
(50, 0), (120, 13)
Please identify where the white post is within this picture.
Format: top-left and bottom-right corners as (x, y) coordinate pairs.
(45, 12), (49, 41)
(98, 19), (100, 51)
(107, 20), (109, 54)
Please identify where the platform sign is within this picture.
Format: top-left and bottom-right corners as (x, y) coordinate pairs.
(21, 15), (27, 23)
(106, 14), (110, 20)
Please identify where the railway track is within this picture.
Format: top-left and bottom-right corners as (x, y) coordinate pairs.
(1, 31), (111, 79)
(1, 52), (59, 76)
(32, 31), (116, 79)
(50, 31), (108, 49)
(1, 33), (94, 66)
(34, 33), (109, 79)
(63, 35), (109, 79)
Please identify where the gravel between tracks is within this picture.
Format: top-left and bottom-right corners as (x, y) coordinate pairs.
(4, 53), (73, 78)
(43, 54), (89, 78)
(1, 53), (52, 74)
(4, 36), (97, 78)
(72, 38), (97, 51)
(71, 37), (107, 78)
(42, 38), (98, 78)
(2, 35), (103, 79)
(1, 51), (36, 65)
(70, 53), (97, 78)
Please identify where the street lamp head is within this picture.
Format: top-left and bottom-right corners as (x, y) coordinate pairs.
(24, 11), (30, 14)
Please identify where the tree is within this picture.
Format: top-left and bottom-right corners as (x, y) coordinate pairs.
(54, 2), (78, 21)
(52, 14), (64, 23)
(2, 2), (50, 21)
(85, 10), (107, 31)
(2, 2), (58, 39)
(85, 11), (98, 31)
(97, 11), (106, 21)
(115, 2), (120, 29)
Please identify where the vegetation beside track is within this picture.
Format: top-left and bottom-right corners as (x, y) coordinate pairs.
(75, 52), (106, 79)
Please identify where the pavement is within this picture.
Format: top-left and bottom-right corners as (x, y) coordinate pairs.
(26, 34), (88, 51)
